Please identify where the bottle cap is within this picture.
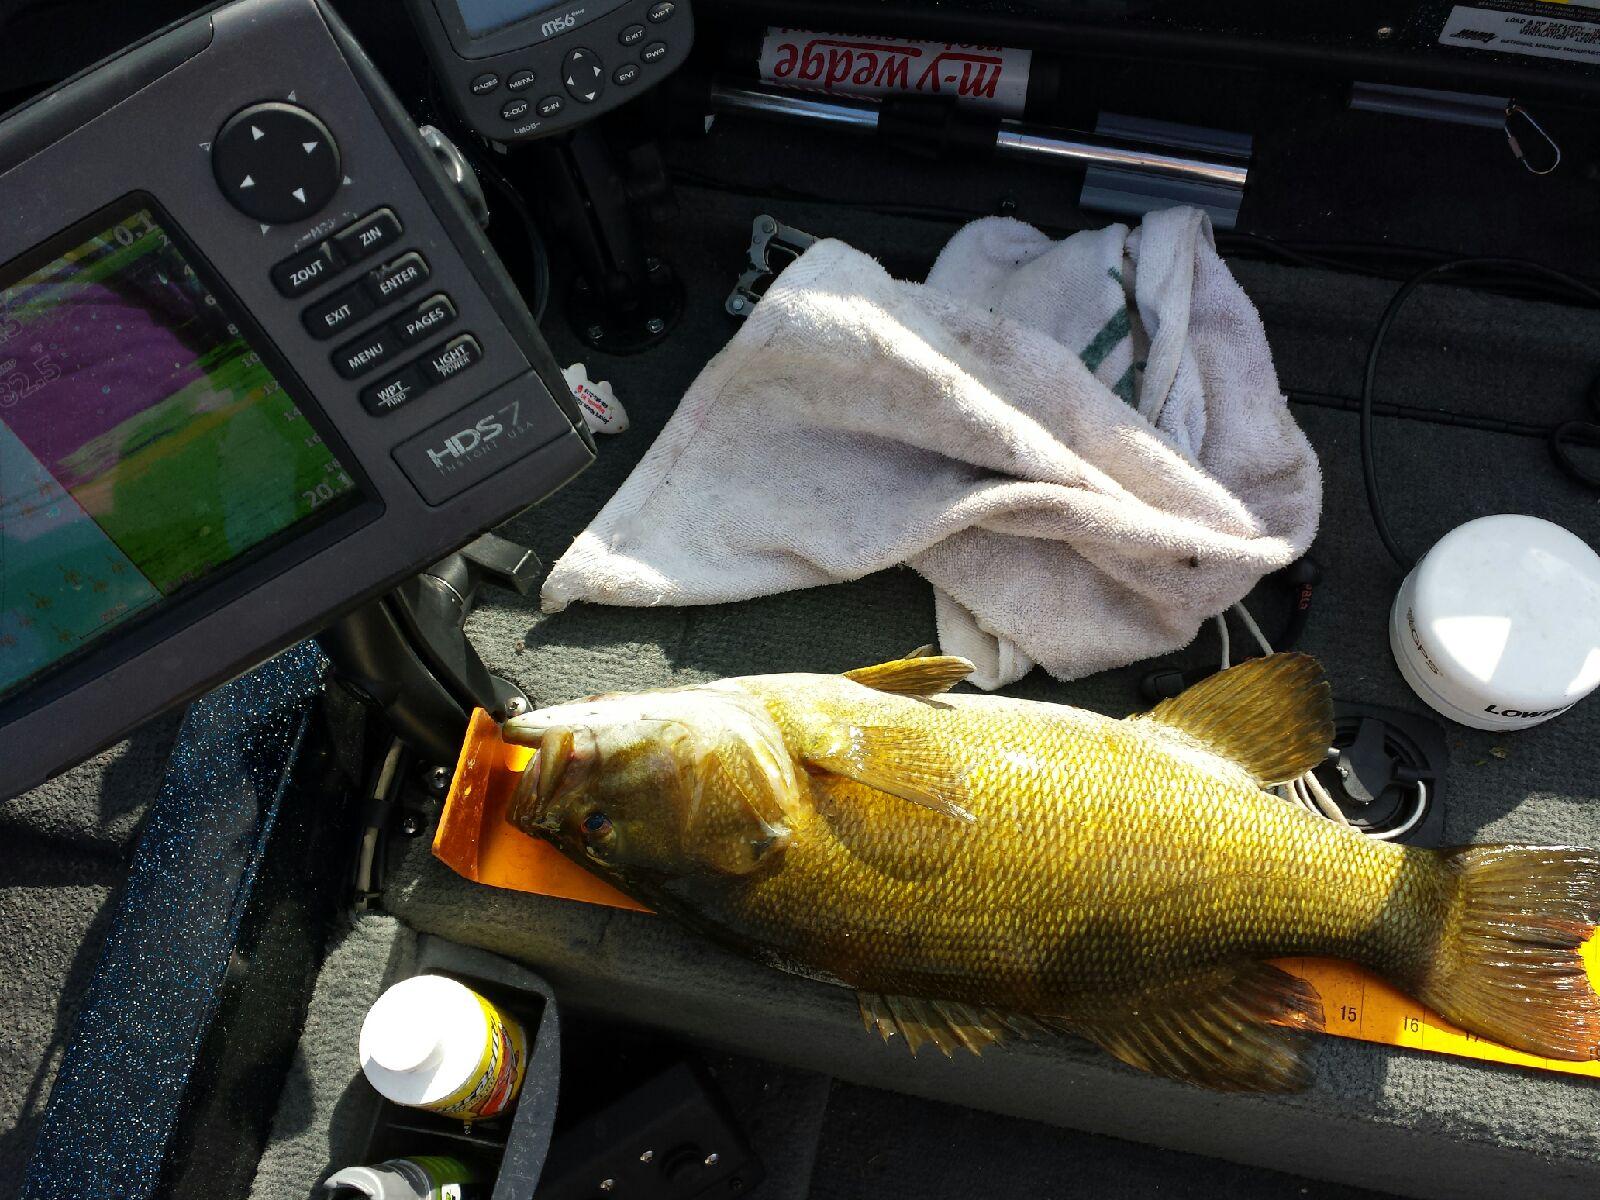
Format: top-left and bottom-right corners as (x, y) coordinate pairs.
(1391, 515), (1600, 731)
(359, 975), (488, 1108)
(365, 1003), (442, 1074)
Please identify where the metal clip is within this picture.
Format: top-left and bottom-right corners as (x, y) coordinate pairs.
(1504, 102), (1561, 175)
(726, 215), (819, 317)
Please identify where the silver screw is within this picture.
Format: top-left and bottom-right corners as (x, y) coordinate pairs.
(586, 324), (606, 341)
(400, 814), (423, 836)
(646, 317), (666, 335)
(730, 296), (747, 312)
(599, 1180), (615, 1193)
(1376, 24), (1393, 37)
(760, 217), (777, 234)
(503, 695), (529, 718)
(704, 1153), (720, 1167)
(426, 765), (451, 793)
(639, 1150), (655, 1163)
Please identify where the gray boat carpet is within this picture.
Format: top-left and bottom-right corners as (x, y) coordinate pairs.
(246, 914), (1395, 1200)
(375, 180), (1600, 1200)
(9, 132), (1600, 1199)
(0, 712), (182, 1195)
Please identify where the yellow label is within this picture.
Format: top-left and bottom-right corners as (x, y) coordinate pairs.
(1272, 935), (1600, 1078)
(429, 993), (529, 1120)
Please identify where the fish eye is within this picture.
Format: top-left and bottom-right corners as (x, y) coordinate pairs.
(581, 811), (613, 840)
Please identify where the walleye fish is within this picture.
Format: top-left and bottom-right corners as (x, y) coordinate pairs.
(503, 653), (1600, 1091)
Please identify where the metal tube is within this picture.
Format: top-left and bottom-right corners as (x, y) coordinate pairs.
(709, 83), (1248, 190)
(995, 125), (1248, 188)
(711, 83), (882, 133)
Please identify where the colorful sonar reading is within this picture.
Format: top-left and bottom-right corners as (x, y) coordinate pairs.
(0, 202), (357, 698)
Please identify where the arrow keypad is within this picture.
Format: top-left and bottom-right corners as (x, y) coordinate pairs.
(213, 102), (341, 224)
(562, 48), (606, 104)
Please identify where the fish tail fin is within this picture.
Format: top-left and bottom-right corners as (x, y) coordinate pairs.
(1412, 845), (1600, 1060)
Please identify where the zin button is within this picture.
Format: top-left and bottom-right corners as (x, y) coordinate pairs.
(361, 363), (430, 416)
(365, 253), (430, 306)
(563, 48), (605, 103)
(422, 335), (484, 385)
(536, 95), (565, 118)
(272, 241), (339, 298)
(393, 294), (458, 345)
(333, 328), (400, 379)
(303, 284), (376, 340)
(334, 208), (403, 264)
(641, 41), (668, 64)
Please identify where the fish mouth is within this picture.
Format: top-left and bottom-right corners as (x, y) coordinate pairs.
(510, 725), (594, 834)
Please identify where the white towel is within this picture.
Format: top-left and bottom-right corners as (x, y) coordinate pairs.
(541, 207), (1322, 689)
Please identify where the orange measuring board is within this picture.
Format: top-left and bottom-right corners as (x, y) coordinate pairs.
(436, 709), (1600, 1078)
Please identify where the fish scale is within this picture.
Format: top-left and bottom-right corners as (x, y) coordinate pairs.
(731, 686), (1390, 1012)
(506, 652), (1600, 1091)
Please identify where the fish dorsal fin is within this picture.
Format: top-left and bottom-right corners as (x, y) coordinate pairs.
(1074, 960), (1324, 1092)
(858, 993), (1042, 1057)
(844, 656), (975, 698)
(1135, 652), (1334, 788)
(803, 723), (976, 824)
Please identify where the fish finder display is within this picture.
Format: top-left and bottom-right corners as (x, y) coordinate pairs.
(453, 0), (569, 36)
(0, 200), (358, 699)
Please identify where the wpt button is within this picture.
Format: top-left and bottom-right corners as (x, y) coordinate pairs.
(360, 363), (430, 416)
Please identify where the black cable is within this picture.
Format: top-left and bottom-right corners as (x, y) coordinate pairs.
(421, 70), (553, 322)
(1360, 257), (1600, 572)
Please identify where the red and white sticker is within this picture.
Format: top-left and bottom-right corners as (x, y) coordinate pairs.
(758, 29), (1032, 115)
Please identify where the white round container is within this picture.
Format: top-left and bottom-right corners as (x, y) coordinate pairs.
(1390, 515), (1600, 731)
(359, 975), (527, 1121)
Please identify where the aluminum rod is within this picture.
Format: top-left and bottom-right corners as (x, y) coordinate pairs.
(709, 83), (1249, 190)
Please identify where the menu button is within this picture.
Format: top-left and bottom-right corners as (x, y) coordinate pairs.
(333, 329), (399, 379)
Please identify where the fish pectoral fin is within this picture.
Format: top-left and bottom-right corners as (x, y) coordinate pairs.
(859, 993), (1037, 1058)
(1134, 652), (1335, 788)
(805, 724), (976, 825)
(844, 655), (975, 698)
(703, 739), (792, 842)
(1077, 960), (1325, 1093)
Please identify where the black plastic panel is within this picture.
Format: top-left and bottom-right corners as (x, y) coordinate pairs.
(0, 0), (593, 800)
